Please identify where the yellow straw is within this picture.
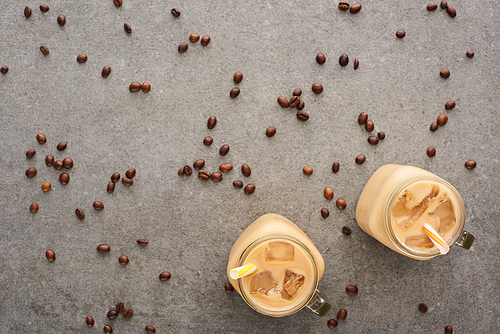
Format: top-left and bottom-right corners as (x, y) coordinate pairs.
(230, 263), (257, 279)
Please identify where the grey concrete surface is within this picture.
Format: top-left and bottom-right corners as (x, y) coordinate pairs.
(0, 0), (499, 333)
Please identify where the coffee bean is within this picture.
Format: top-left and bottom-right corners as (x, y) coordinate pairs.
(24, 6), (32, 18)
(358, 112), (368, 125)
(465, 160), (476, 170)
(113, 0), (122, 8)
(368, 136), (379, 145)
(86, 316), (94, 327)
(129, 82), (141, 92)
(40, 45), (50, 55)
(440, 0), (447, 9)
(211, 172), (223, 182)
(124, 23), (132, 34)
(266, 126), (276, 137)
(336, 198), (347, 210)
(119, 255), (129, 265)
(365, 120), (374, 132)
(339, 1), (350, 11)
(37, 133), (47, 144)
(171, 8), (181, 17)
(346, 285), (358, 295)
(113, 302), (124, 314)
(183, 165), (193, 175)
(219, 163), (233, 173)
(418, 303), (428, 313)
(234, 72), (243, 83)
(107, 310), (118, 319)
(200, 35), (210, 46)
(445, 100), (455, 110)
(430, 122), (439, 132)
(327, 319), (338, 328)
(30, 203), (39, 213)
(350, 3), (361, 13)
(224, 283), (234, 293)
(0, 66), (8, 74)
(332, 162), (340, 173)
(59, 173), (70, 185)
(277, 96), (289, 108)
(75, 208), (85, 220)
(46, 249), (55, 261)
(97, 244), (110, 253)
(378, 132), (386, 140)
(104, 325), (113, 334)
(77, 54), (88, 63)
(339, 53), (349, 66)
(233, 180), (243, 188)
(440, 69), (450, 78)
(189, 33), (200, 43)
(324, 187), (334, 200)
(293, 88), (302, 96)
(321, 208), (329, 218)
(93, 201), (104, 210)
(141, 82), (151, 92)
(137, 239), (148, 246)
(244, 184), (256, 194)
(297, 100), (305, 110)
(203, 136), (213, 146)
(194, 160), (206, 170)
(198, 170), (211, 181)
(316, 53), (326, 64)
(207, 116), (217, 129)
(446, 5), (456, 17)
(230, 87), (240, 98)
(303, 166), (313, 175)
(337, 309), (347, 321)
(159, 271), (172, 280)
(437, 114), (448, 126)
(54, 160), (63, 170)
(178, 168), (184, 176)
(145, 325), (156, 334)
(25, 168), (37, 178)
(26, 149), (36, 159)
(57, 15), (66, 26)
(312, 82), (323, 94)
(63, 158), (73, 169)
(445, 325), (453, 334)
(178, 43), (188, 53)
(102, 66), (111, 78)
(355, 154), (366, 165)
(125, 168), (136, 178)
(111, 173), (120, 182)
(43, 155), (54, 167)
(296, 111), (309, 121)
(122, 177), (133, 186)
(56, 142), (66, 151)
(354, 58), (359, 70)
(427, 3), (438, 10)
(466, 51), (474, 58)
(219, 144), (230, 156)
(41, 182), (51, 192)
(396, 30), (406, 38)
(40, 4), (49, 12)
(427, 146), (436, 157)
(241, 164), (251, 177)
(123, 308), (133, 319)
(289, 96), (300, 108)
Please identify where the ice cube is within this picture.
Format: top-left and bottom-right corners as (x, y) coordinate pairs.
(265, 241), (294, 262)
(392, 185), (440, 231)
(405, 234), (434, 250)
(431, 198), (456, 235)
(281, 269), (305, 300)
(251, 271), (277, 295)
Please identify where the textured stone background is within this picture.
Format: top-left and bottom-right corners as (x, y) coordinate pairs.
(0, 0), (499, 333)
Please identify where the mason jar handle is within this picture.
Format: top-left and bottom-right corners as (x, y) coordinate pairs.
(305, 288), (331, 316)
(454, 230), (474, 249)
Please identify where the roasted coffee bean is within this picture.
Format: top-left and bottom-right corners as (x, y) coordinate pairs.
(289, 96), (300, 108)
(358, 112), (368, 125)
(277, 96), (289, 108)
(440, 69), (450, 78)
(207, 116), (217, 129)
(194, 160), (206, 170)
(446, 5), (456, 17)
(45, 155), (54, 166)
(230, 87), (240, 98)
(219, 163), (233, 172)
(312, 82), (323, 94)
(102, 66), (111, 78)
(203, 136), (213, 146)
(396, 30), (406, 38)
(332, 162), (340, 173)
(40, 4), (49, 12)
(339, 53), (349, 66)
(93, 201), (104, 210)
(145, 325), (156, 334)
(337, 309), (347, 321)
(427, 3), (438, 10)
(123, 308), (133, 319)
(24, 6), (32, 18)
(125, 168), (136, 178)
(219, 144), (230, 156)
(178, 168), (184, 176)
(233, 180), (243, 188)
(141, 82), (151, 92)
(324, 187), (334, 200)
(297, 100), (305, 110)
(224, 283), (234, 293)
(54, 160), (63, 170)
(198, 170), (211, 181)
(122, 177), (133, 186)
(465, 160), (476, 170)
(355, 154), (366, 165)
(339, 1), (350, 11)
(159, 271), (172, 281)
(116, 302), (124, 314)
(178, 43), (188, 53)
(211, 172), (223, 182)
(189, 33), (200, 42)
(378, 132), (386, 140)
(445, 100), (455, 110)
(26, 168), (37, 178)
(365, 120), (374, 132)
(336, 198), (347, 210)
(346, 285), (358, 295)
(244, 184), (256, 194)
(200, 35), (210, 46)
(266, 126), (276, 137)
(41, 182), (51, 192)
(63, 158), (73, 169)
(137, 239), (149, 246)
(119, 255), (129, 265)
(97, 244), (110, 253)
(107, 310), (118, 319)
(233, 72), (243, 83)
(316, 53), (326, 64)
(57, 15), (66, 26)
(86, 316), (94, 327)
(466, 51), (474, 58)
(40, 45), (50, 55)
(241, 164), (251, 177)
(111, 173), (120, 182)
(368, 136), (379, 145)
(293, 88), (302, 96)
(183, 165), (192, 176)
(171, 8), (180, 17)
(327, 319), (338, 328)
(75, 208), (85, 220)
(437, 114), (448, 126)
(46, 249), (55, 261)
(129, 82), (141, 92)
(77, 54), (88, 63)
(113, 0), (122, 8)
(350, 3), (361, 13)
(0, 66), (8, 74)
(321, 208), (329, 218)
(104, 325), (113, 334)
(445, 325), (453, 334)
(303, 166), (313, 175)
(440, 0), (447, 9)
(56, 142), (67, 151)
(30, 203), (39, 213)
(296, 111), (309, 121)
(26, 149), (36, 158)
(124, 23), (132, 34)
(59, 173), (70, 185)
(37, 133), (47, 144)
(354, 58), (359, 70)
(430, 122), (439, 132)
(427, 146), (436, 157)
(418, 303), (428, 313)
